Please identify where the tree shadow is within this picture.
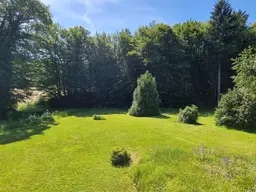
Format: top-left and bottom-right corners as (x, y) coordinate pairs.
(223, 126), (256, 134)
(0, 115), (57, 145)
(65, 108), (127, 118)
(151, 114), (170, 119)
(175, 121), (204, 126)
(63, 108), (173, 119)
(194, 122), (204, 126)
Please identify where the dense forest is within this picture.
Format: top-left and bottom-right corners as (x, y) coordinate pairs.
(1, 0), (256, 119)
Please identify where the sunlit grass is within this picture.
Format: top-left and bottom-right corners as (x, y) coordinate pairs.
(17, 99), (49, 113)
(0, 109), (256, 191)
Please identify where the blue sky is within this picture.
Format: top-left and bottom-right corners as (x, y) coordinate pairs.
(41, 0), (256, 34)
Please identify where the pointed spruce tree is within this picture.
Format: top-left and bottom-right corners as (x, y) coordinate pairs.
(208, 0), (248, 104)
(129, 71), (160, 117)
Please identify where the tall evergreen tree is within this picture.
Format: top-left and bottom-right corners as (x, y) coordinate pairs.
(129, 71), (160, 117)
(208, 0), (249, 104)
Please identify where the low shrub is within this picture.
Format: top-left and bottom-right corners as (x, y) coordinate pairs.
(24, 110), (54, 125)
(178, 105), (199, 124)
(93, 114), (105, 120)
(215, 89), (242, 129)
(215, 89), (256, 131)
(111, 148), (132, 167)
(17, 98), (50, 113)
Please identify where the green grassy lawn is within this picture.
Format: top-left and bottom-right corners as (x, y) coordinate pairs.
(1, 109), (256, 191)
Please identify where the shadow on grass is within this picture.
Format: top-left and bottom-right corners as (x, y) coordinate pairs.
(62, 108), (173, 120)
(162, 109), (215, 117)
(175, 121), (204, 126)
(65, 108), (127, 118)
(150, 114), (170, 119)
(194, 122), (204, 126)
(0, 115), (57, 145)
(223, 126), (256, 134)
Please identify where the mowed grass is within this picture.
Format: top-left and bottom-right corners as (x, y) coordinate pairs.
(0, 109), (256, 191)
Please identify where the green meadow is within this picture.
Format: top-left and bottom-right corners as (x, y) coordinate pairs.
(1, 109), (256, 192)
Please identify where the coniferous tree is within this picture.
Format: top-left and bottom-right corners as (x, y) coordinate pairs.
(129, 71), (160, 117)
(208, 0), (249, 104)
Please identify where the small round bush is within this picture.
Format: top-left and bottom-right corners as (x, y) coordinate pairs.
(178, 105), (199, 124)
(111, 148), (132, 167)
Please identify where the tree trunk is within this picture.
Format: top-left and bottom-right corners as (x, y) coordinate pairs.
(217, 56), (221, 104)
(0, 56), (12, 120)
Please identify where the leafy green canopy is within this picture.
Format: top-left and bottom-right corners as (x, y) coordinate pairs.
(215, 47), (256, 131)
(0, 0), (51, 119)
(129, 71), (160, 117)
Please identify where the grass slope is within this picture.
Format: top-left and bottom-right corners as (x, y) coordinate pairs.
(0, 109), (256, 191)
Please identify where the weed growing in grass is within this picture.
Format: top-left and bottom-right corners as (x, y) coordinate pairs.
(132, 143), (256, 191)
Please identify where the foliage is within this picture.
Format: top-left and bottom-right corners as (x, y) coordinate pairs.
(215, 47), (256, 131)
(134, 23), (186, 107)
(17, 99), (49, 113)
(129, 71), (160, 117)
(0, 0), (51, 119)
(207, 0), (249, 103)
(1, 0), (256, 118)
(215, 89), (243, 128)
(173, 21), (210, 106)
(232, 46), (256, 95)
(111, 148), (132, 167)
(178, 105), (199, 124)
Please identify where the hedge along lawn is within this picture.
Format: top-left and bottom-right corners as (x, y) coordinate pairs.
(0, 109), (256, 192)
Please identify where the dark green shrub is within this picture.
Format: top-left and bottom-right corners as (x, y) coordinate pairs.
(178, 105), (199, 124)
(111, 148), (132, 167)
(215, 89), (242, 128)
(93, 114), (105, 120)
(129, 71), (160, 117)
(24, 111), (54, 125)
(215, 47), (256, 131)
(215, 89), (256, 131)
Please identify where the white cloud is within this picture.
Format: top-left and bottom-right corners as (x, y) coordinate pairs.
(82, 14), (92, 25)
(79, 0), (120, 14)
(40, 0), (165, 34)
(40, 0), (120, 33)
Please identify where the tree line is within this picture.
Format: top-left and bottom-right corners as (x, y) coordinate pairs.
(0, 0), (256, 119)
